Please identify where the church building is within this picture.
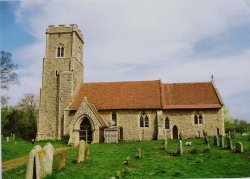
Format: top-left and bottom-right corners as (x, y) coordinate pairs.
(37, 24), (224, 145)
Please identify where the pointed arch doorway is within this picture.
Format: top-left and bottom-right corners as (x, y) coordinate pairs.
(173, 125), (178, 139)
(79, 117), (93, 144)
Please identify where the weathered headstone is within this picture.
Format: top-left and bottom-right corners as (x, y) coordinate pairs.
(164, 139), (168, 150)
(6, 137), (9, 142)
(219, 135), (224, 148)
(138, 131), (142, 141)
(204, 136), (208, 144)
(125, 165), (129, 173)
(137, 148), (142, 158)
(185, 142), (192, 146)
(179, 133), (182, 140)
(76, 140), (89, 163)
(213, 136), (218, 146)
(116, 171), (121, 178)
(236, 142), (243, 153)
(40, 143), (54, 177)
(25, 145), (42, 179)
(10, 133), (13, 141)
(226, 136), (233, 150)
(203, 130), (206, 137)
(178, 140), (183, 156)
(12, 133), (15, 141)
(57, 150), (66, 171)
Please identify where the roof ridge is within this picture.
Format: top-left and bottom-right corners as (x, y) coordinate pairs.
(164, 81), (212, 85)
(81, 80), (161, 84)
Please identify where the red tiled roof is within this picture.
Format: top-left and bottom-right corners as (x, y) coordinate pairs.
(71, 80), (162, 110)
(71, 80), (222, 110)
(163, 82), (222, 109)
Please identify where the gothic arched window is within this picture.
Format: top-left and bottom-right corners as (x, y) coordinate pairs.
(112, 112), (117, 126)
(194, 113), (203, 125)
(57, 43), (64, 57)
(140, 112), (149, 128)
(194, 114), (199, 124)
(165, 117), (170, 129)
(199, 114), (203, 124)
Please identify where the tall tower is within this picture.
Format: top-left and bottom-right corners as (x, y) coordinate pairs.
(37, 24), (84, 140)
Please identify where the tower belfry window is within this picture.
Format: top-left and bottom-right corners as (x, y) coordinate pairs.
(57, 43), (64, 57)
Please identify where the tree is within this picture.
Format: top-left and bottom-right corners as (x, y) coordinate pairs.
(0, 51), (18, 90)
(224, 107), (250, 133)
(17, 93), (39, 139)
(1, 93), (39, 139)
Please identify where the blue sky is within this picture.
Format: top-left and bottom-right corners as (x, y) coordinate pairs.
(1, 0), (250, 121)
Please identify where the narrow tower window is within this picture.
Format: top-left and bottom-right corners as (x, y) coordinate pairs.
(112, 112), (117, 126)
(57, 43), (64, 57)
(165, 117), (170, 129)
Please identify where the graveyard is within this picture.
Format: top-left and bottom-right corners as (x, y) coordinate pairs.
(2, 133), (250, 178)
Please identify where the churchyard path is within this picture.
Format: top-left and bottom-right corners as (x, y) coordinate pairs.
(2, 146), (71, 172)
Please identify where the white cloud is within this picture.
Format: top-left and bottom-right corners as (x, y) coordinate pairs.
(6, 0), (250, 120)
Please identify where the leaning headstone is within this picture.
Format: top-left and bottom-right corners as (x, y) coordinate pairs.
(6, 137), (9, 142)
(40, 143), (54, 177)
(178, 140), (183, 156)
(179, 133), (182, 140)
(77, 140), (85, 163)
(125, 165), (129, 173)
(213, 136), (218, 146)
(138, 131), (142, 141)
(76, 140), (89, 163)
(164, 139), (168, 150)
(236, 142), (243, 153)
(116, 171), (121, 178)
(226, 136), (233, 150)
(137, 148), (142, 159)
(25, 145), (42, 179)
(204, 136), (208, 144)
(57, 150), (66, 171)
(12, 133), (15, 141)
(219, 135), (224, 148)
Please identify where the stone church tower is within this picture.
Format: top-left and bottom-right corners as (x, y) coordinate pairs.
(37, 24), (84, 140)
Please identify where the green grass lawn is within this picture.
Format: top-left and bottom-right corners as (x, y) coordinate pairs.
(1, 137), (67, 161)
(2, 134), (250, 178)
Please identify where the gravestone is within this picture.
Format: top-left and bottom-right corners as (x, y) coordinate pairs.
(178, 140), (183, 156)
(116, 171), (121, 178)
(25, 145), (42, 179)
(137, 148), (142, 158)
(198, 131), (201, 138)
(76, 140), (89, 163)
(6, 137), (9, 142)
(10, 133), (13, 141)
(139, 131), (142, 141)
(226, 136), (233, 150)
(213, 136), (218, 146)
(40, 143), (54, 177)
(164, 139), (168, 150)
(219, 135), (224, 148)
(12, 133), (15, 141)
(204, 136), (208, 144)
(179, 133), (182, 140)
(236, 142), (243, 153)
(57, 150), (66, 171)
